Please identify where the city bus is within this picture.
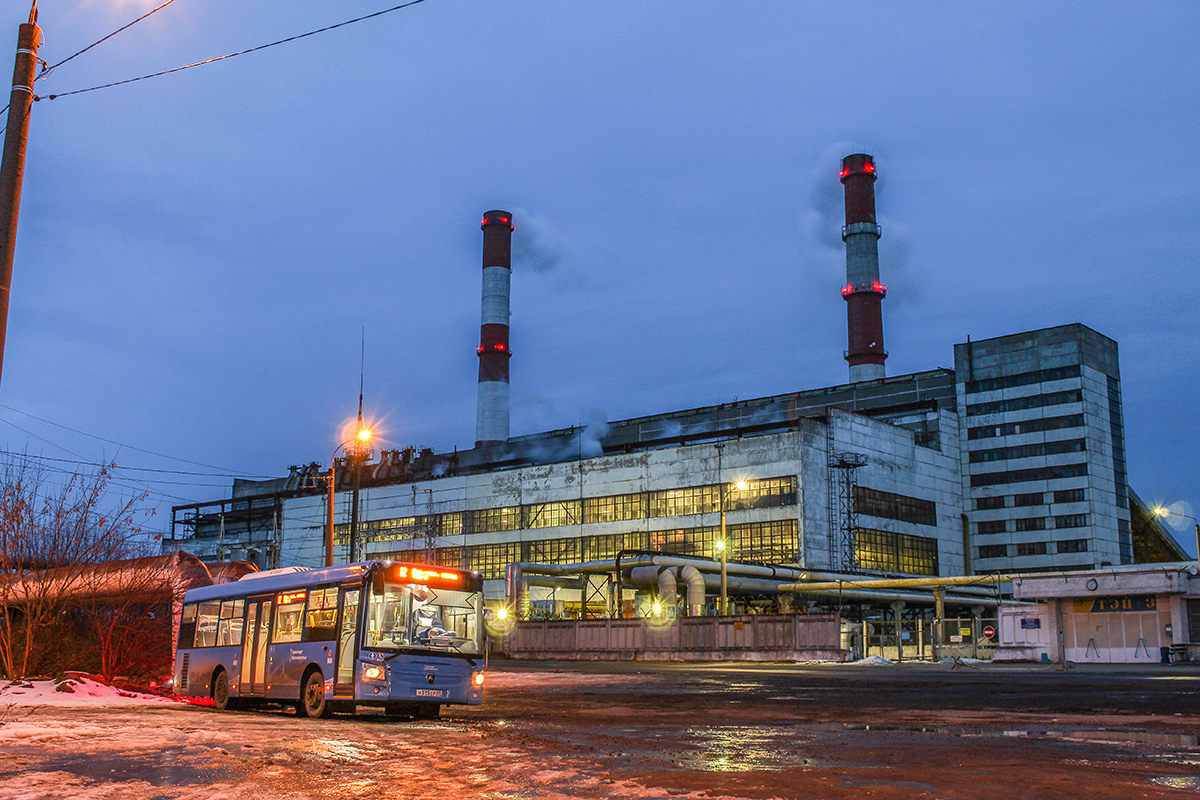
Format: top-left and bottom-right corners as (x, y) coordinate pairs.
(173, 560), (485, 718)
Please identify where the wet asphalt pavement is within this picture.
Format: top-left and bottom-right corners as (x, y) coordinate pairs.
(2, 660), (1199, 799)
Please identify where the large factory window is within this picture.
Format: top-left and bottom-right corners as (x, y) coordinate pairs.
(583, 532), (649, 560)
(523, 537), (581, 563)
(970, 463), (1088, 487)
(978, 544), (1008, 560)
(965, 389), (1083, 418)
(472, 506), (522, 533)
(583, 493), (646, 524)
(467, 542), (520, 580)
(853, 486), (937, 526)
(730, 520), (799, 563)
(525, 501), (581, 529)
(977, 520), (1007, 535)
(854, 528), (938, 575)
(968, 439), (1087, 464)
(1053, 488), (1086, 504)
(648, 485), (720, 517)
(1054, 514), (1088, 529)
(1014, 517), (1046, 532)
(1016, 541), (1047, 556)
(438, 512), (464, 537)
(725, 477), (798, 511)
(976, 496), (1006, 510)
(964, 364), (1080, 394)
(967, 413), (1084, 441)
(650, 528), (691, 555)
(1057, 539), (1088, 554)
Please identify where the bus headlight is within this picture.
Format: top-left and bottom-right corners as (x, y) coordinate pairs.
(362, 663), (386, 682)
(472, 672), (485, 686)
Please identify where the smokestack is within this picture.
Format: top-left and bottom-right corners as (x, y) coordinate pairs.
(475, 209), (513, 448)
(839, 153), (887, 382)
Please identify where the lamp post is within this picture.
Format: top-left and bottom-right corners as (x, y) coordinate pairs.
(1152, 506), (1200, 570)
(325, 427), (372, 567)
(716, 444), (727, 615)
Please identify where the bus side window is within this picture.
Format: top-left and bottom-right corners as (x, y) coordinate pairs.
(178, 603), (198, 649)
(274, 601), (304, 644)
(196, 601), (220, 647)
(303, 586), (338, 642)
(218, 598), (245, 646)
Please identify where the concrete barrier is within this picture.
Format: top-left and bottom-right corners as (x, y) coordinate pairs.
(504, 612), (846, 662)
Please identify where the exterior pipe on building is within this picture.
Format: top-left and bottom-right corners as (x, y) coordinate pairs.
(777, 574), (1014, 593)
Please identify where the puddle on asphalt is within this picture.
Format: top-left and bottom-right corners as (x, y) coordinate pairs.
(1152, 776), (1200, 789)
(0, 747), (234, 786)
(842, 723), (1199, 748)
(679, 728), (810, 772)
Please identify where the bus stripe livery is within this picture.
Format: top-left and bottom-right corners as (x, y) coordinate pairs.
(173, 561), (485, 718)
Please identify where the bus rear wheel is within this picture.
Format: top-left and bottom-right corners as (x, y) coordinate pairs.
(296, 669), (330, 718)
(211, 670), (230, 711)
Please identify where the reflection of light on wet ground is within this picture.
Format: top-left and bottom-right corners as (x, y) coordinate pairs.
(306, 739), (380, 763)
(679, 727), (808, 772)
(1152, 776), (1200, 789)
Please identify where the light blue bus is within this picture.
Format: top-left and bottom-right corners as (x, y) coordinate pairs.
(173, 561), (485, 718)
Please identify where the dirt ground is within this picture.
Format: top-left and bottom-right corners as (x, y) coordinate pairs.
(1, 660), (1198, 799)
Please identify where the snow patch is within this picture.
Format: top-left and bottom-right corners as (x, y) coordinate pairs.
(0, 677), (175, 707)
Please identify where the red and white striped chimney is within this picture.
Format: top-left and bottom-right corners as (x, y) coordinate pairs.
(475, 210), (513, 447)
(840, 153), (887, 382)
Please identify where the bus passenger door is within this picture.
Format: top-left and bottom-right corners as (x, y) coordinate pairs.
(242, 598), (272, 696)
(334, 588), (360, 696)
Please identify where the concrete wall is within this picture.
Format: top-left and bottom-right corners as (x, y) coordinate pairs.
(503, 612), (845, 662)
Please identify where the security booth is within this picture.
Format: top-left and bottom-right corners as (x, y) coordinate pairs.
(995, 563), (1198, 664)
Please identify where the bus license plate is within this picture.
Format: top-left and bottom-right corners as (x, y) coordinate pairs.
(415, 689), (443, 698)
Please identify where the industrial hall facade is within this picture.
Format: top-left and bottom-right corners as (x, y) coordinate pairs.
(163, 154), (1188, 612)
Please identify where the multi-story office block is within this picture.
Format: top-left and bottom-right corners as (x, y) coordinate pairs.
(955, 325), (1131, 572)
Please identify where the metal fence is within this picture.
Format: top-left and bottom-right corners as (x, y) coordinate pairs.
(859, 616), (998, 661)
(504, 612), (845, 661)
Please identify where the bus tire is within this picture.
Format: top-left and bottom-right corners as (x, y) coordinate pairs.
(211, 669), (230, 711)
(297, 668), (329, 718)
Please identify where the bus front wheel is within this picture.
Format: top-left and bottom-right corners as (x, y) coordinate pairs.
(297, 669), (329, 718)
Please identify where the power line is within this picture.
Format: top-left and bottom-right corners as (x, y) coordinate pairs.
(0, 403), (268, 475)
(39, 0), (430, 102)
(0, 448), (262, 479)
(38, 0), (185, 81)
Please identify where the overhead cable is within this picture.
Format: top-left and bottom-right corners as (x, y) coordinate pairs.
(39, 0), (429, 101)
(38, 0), (186, 81)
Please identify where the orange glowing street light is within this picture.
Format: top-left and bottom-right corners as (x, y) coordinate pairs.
(324, 426), (374, 567)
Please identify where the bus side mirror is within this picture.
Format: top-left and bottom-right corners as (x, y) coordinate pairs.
(371, 569), (385, 596)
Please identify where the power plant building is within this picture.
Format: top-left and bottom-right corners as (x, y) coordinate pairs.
(164, 156), (1189, 610)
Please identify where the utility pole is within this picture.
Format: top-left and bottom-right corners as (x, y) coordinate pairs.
(0, 2), (41, 391)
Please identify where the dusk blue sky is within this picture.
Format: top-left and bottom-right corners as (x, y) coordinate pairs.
(2, 2), (1197, 547)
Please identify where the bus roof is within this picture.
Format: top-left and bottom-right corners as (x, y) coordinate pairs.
(182, 561), (482, 603)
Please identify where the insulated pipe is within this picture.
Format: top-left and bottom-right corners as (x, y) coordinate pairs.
(840, 153), (886, 382)
(476, 210), (514, 447)
(777, 574), (1014, 593)
(678, 564), (706, 615)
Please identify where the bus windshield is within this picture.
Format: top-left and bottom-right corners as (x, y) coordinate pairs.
(364, 581), (482, 655)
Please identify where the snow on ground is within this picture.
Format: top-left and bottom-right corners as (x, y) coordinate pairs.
(0, 677), (175, 708)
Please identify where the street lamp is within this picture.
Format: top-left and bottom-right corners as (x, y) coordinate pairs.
(325, 427), (372, 567)
(716, 444), (728, 615)
(1152, 506), (1200, 570)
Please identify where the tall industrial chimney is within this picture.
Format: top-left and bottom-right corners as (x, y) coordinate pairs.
(475, 209), (513, 448)
(839, 153), (887, 382)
